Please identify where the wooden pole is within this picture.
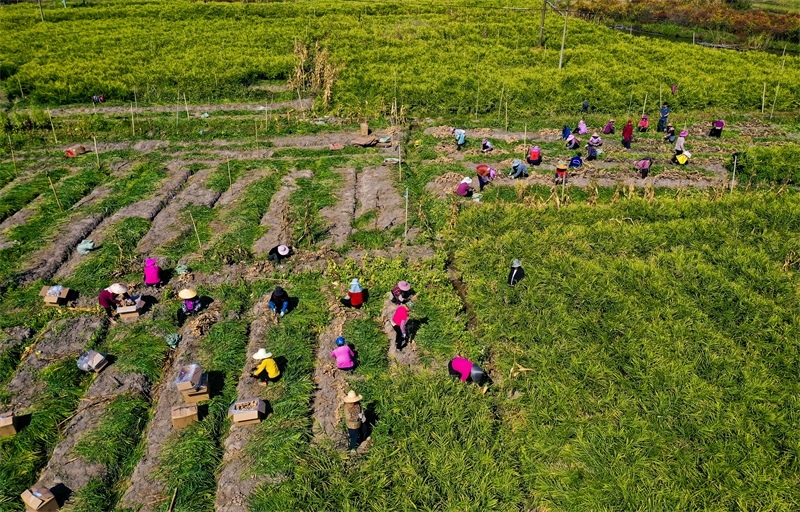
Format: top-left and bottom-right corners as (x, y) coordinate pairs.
(398, 144), (402, 181)
(730, 154), (737, 194)
(404, 187), (408, 242)
(692, 31), (695, 44)
(254, 120), (258, 151)
(130, 103), (135, 136)
(659, 84), (662, 105)
(167, 488), (178, 512)
(539, 0), (547, 47)
(93, 135), (100, 168)
(227, 157), (232, 189)
(641, 92), (648, 118)
(762, 82), (766, 114)
(134, 87), (137, 109)
(7, 134), (17, 177)
(47, 110), (58, 144)
(183, 93), (190, 119)
(189, 211), (202, 250)
(474, 83), (480, 121)
(505, 101), (509, 131)
(37, 0), (44, 21)
(265, 102), (269, 131)
(558, 8), (568, 69)
(47, 172), (63, 212)
(523, 123), (527, 147)
(498, 84), (504, 124)
(770, 84), (779, 120)
(176, 94), (179, 128)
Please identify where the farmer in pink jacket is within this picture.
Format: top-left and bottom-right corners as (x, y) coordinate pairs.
(448, 357), (486, 384)
(330, 337), (355, 374)
(143, 258), (162, 286)
(391, 304), (409, 351)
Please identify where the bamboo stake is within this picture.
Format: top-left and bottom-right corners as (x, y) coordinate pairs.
(254, 120), (258, 151)
(167, 488), (178, 512)
(130, 103), (135, 136)
(227, 157), (232, 189)
(47, 172), (63, 212)
(38, 0), (44, 21)
(47, 110), (58, 143)
(770, 84), (779, 120)
(7, 134), (17, 177)
(134, 87), (137, 109)
(730, 153), (737, 194)
(183, 93), (190, 119)
(404, 187), (408, 242)
(762, 82), (766, 113)
(93, 135), (100, 168)
(265, 102), (269, 131)
(474, 83), (480, 121)
(398, 144), (402, 181)
(659, 83), (662, 105)
(189, 211), (202, 250)
(641, 92), (648, 118)
(558, 6), (568, 69)
(523, 123), (527, 147)
(175, 94), (179, 128)
(505, 101), (508, 131)
(498, 84), (504, 124)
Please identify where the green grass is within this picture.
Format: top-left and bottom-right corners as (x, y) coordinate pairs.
(85, 162), (168, 215)
(101, 321), (174, 383)
(342, 318), (388, 375)
(0, 167), (69, 221)
(157, 205), (216, 263)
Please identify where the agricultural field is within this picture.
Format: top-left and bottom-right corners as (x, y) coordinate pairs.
(1, 0), (800, 511)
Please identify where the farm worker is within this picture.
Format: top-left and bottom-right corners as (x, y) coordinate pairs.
(268, 244), (292, 264)
(569, 152), (583, 169)
(509, 159), (528, 179)
(341, 279), (364, 308)
(554, 162), (569, 185)
(527, 146), (542, 166)
(269, 286), (289, 317)
(674, 131), (687, 154)
(508, 258), (525, 285)
(99, 283), (130, 325)
(476, 164), (494, 192)
(582, 101), (589, 113)
(658, 103), (671, 132)
(330, 337), (356, 374)
(343, 390), (367, 451)
(143, 258), (162, 286)
(577, 119), (588, 135)
(664, 123), (676, 143)
(451, 128), (467, 150)
(635, 157), (654, 179)
(588, 133), (603, 147)
(671, 85), (677, 95)
(622, 120), (634, 149)
(456, 177), (474, 197)
(390, 281), (412, 304)
(710, 120), (725, 137)
(565, 134), (580, 150)
(251, 348), (280, 385)
(177, 288), (202, 326)
(602, 119), (615, 135)
(561, 125), (571, 140)
(586, 145), (598, 161)
(448, 357), (486, 384)
(638, 115), (649, 133)
(390, 303), (410, 351)
(481, 139), (494, 153)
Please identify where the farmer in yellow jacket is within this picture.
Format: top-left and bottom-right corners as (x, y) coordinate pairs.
(251, 348), (280, 386)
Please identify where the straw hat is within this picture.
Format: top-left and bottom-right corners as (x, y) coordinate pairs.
(145, 258), (157, 267)
(109, 283), (128, 294)
(511, 259), (522, 268)
(252, 349), (272, 360)
(277, 245), (290, 256)
(397, 281), (410, 291)
(680, 131), (688, 137)
(461, 177), (473, 184)
(343, 390), (362, 403)
(667, 122), (674, 127)
(178, 288), (197, 299)
(556, 163), (568, 170)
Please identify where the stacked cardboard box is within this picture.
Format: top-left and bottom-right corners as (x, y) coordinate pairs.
(77, 350), (108, 373)
(38, 286), (70, 307)
(228, 398), (267, 426)
(171, 405), (199, 429)
(21, 485), (59, 511)
(175, 363), (210, 403)
(0, 412), (16, 437)
(117, 296), (144, 322)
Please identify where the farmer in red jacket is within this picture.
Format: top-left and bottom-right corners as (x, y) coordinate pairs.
(98, 283), (130, 325)
(622, 120), (634, 149)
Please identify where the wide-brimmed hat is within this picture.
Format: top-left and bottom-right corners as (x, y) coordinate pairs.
(609, 118), (615, 122)
(591, 133), (599, 137)
(349, 279), (362, 293)
(476, 163), (489, 172)
(680, 131), (688, 136)
(145, 258), (157, 267)
(178, 288), (197, 299)
(470, 364), (485, 384)
(642, 115), (648, 119)
(482, 138), (489, 144)
(397, 281), (411, 291)
(512, 159), (522, 167)
(450, 127), (456, 133)
(667, 123), (674, 127)
(532, 145), (540, 151)
(252, 348), (272, 360)
(273, 286), (286, 297)
(343, 390), (362, 403)
(556, 163), (568, 170)
(511, 259), (522, 267)
(109, 283), (128, 294)
(277, 245), (290, 256)
(461, 177), (473, 184)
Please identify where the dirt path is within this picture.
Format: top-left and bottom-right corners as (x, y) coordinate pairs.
(319, 168), (356, 249)
(54, 165), (193, 279)
(136, 165), (222, 255)
(45, 98), (313, 118)
(381, 298), (419, 368)
(252, 169), (313, 255)
(214, 296), (278, 511)
(120, 309), (222, 511)
(356, 166), (405, 231)
(38, 367), (149, 505)
(2, 316), (103, 411)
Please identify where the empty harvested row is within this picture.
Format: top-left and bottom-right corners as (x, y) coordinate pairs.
(356, 166), (405, 231)
(252, 169), (313, 255)
(319, 168), (356, 249)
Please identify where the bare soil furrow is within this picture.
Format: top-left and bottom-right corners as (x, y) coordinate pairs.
(356, 166), (404, 231)
(319, 167), (356, 249)
(381, 298), (419, 368)
(252, 169), (313, 255)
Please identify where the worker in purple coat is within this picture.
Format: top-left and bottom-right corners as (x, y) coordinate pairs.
(456, 177), (473, 197)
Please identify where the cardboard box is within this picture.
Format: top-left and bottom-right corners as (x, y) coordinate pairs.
(117, 296), (144, 321)
(359, 122), (369, 136)
(228, 398), (267, 426)
(0, 412), (16, 437)
(86, 351), (108, 373)
(181, 374), (209, 403)
(21, 485), (59, 511)
(174, 363), (203, 391)
(171, 404), (199, 430)
(38, 286), (70, 307)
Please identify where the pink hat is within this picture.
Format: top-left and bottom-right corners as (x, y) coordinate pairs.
(680, 131), (688, 136)
(145, 258), (157, 267)
(450, 127), (456, 134)
(397, 281), (410, 291)
(278, 245), (290, 256)
(482, 139), (488, 144)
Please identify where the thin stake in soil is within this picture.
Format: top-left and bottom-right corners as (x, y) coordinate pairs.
(770, 84), (780, 120)
(398, 144), (402, 181)
(404, 187), (409, 242)
(730, 153), (737, 194)
(189, 211), (202, 250)
(183, 93), (190, 119)
(227, 157), (232, 189)
(48, 110), (58, 143)
(47, 172), (63, 212)
(93, 135), (100, 168)
(130, 103), (135, 136)
(134, 86), (137, 109)
(505, 101), (509, 131)
(7, 134), (17, 177)
(659, 83), (662, 104)
(524, 123), (527, 147)
(641, 92), (648, 117)
(255, 120), (258, 151)
(558, 6), (568, 69)
(762, 82), (767, 114)
(167, 488), (178, 512)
